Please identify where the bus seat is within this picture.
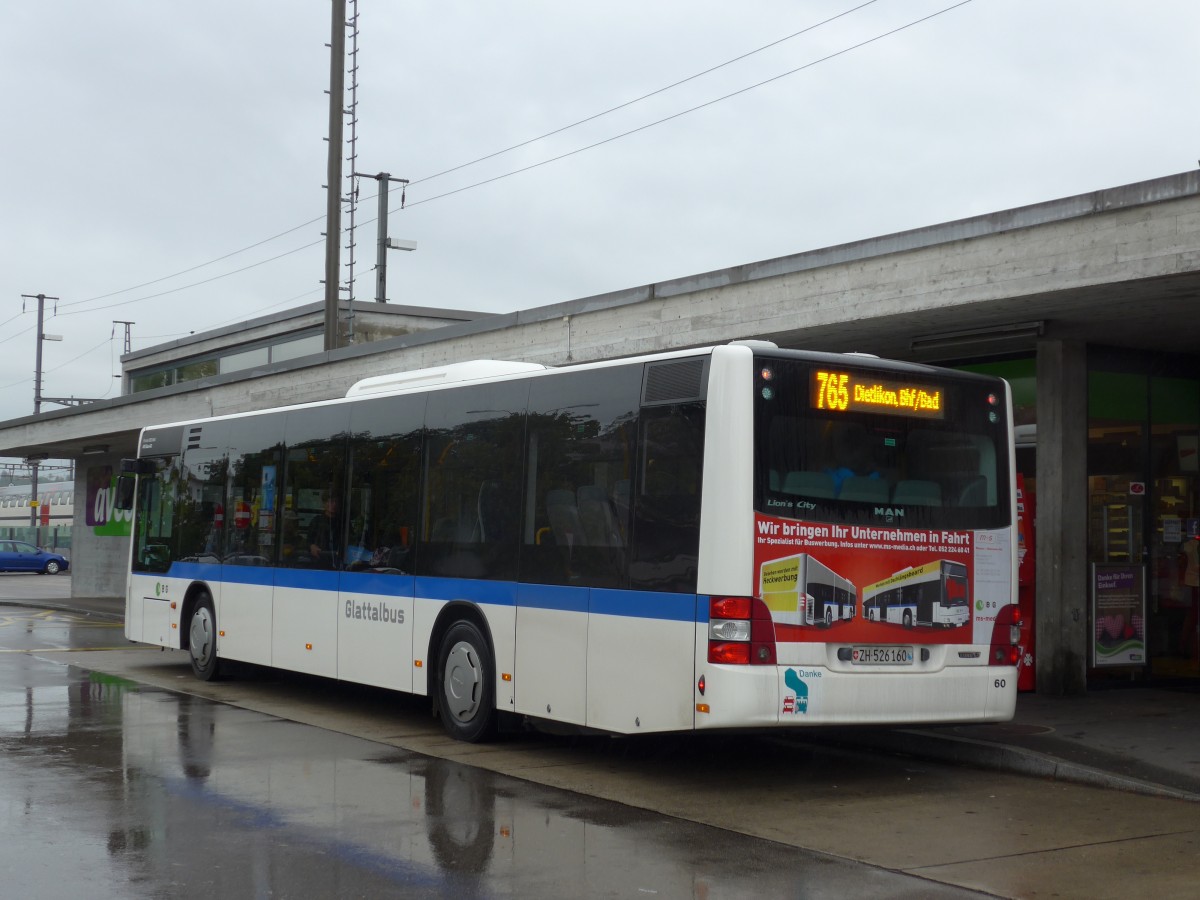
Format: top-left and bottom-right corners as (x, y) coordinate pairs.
(611, 480), (631, 537)
(893, 480), (942, 506)
(431, 516), (459, 543)
(781, 471), (835, 499)
(957, 476), (988, 506)
(839, 476), (890, 503)
(577, 485), (622, 546)
(477, 481), (506, 542)
(546, 489), (583, 549)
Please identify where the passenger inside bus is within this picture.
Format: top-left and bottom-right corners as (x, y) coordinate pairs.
(307, 494), (342, 568)
(824, 424), (884, 496)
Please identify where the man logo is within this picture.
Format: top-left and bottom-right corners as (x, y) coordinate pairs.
(875, 507), (904, 519)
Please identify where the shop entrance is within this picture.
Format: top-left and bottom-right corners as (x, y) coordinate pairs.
(1088, 369), (1199, 681)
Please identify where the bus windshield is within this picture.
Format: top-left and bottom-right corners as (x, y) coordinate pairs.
(754, 355), (1011, 531)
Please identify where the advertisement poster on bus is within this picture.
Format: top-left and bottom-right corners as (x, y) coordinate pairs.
(1091, 563), (1146, 666)
(754, 513), (1012, 647)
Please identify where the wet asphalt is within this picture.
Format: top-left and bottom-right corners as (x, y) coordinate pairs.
(0, 579), (981, 899)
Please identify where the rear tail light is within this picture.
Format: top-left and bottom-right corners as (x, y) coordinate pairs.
(708, 596), (776, 665)
(988, 603), (1022, 666)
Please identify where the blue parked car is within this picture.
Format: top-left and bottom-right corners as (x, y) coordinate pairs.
(0, 540), (70, 574)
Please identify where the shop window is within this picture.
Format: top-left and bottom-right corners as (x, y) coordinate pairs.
(220, 347), (269, 374)
(271, 334), (324, 363)
(131, 370), (175, 393)
(176, 359), (219, 384)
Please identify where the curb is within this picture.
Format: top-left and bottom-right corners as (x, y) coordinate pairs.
(823, 727), (1200, 803)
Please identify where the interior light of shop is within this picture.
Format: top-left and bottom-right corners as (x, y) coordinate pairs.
(910, 321), (1044, 353)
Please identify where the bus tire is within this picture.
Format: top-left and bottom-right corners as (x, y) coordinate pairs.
(187, 592), (221, 681)
(437, 621), (496, 743)
(902, 610), (913, 629)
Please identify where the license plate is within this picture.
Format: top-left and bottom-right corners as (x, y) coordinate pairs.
(850, 646), (914, 665)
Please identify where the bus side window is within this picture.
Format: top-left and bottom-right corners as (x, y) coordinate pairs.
(345, 394), (425, 575)
(420, 380), (528, 581)
(520, 366), (640, 589)
(226, 414), (286, 568)
(280, 406), (350, 569)
(630, 403), (705, 594)
(173, 420), (230, 565)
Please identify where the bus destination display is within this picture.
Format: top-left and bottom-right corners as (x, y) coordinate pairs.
(812, 369), (944, 419)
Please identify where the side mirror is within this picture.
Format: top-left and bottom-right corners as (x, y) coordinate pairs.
(114, 473), (136, 511)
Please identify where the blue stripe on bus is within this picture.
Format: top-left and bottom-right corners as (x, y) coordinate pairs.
(518, 583), (589, 614)
(158, 564), (701, 623)
(340, 570), (416, 596)
(591, 588), (698, 622)
(413, 576), (517, 607)
(167, 561), (224, 583)
(273, 567), (345, 592)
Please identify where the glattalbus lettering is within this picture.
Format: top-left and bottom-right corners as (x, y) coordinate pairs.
(344, 599), (406, 624)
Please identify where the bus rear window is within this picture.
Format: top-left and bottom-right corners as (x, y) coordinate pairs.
(754, 357), (1011, 531)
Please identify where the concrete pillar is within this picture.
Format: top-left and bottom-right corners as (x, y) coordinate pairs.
(1035, 339), (1090, 694)
(72, 455), (133, 599)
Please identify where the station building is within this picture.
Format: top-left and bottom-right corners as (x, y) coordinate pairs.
(2, 169), (1198, 697)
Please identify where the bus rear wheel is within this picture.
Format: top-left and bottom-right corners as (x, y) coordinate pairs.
(187, 592), (221, 681)
(437, 621), (496, 743)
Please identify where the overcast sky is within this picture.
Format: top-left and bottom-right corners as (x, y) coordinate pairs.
(2, 0), (1198, 431)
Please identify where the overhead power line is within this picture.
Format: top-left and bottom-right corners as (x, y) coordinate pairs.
(49, 1), (887, 318)
(49, 0), (975, 324)
(401, 0), (976, 209)
(54, 217), (324, 312)
(405, 0), (885, 190)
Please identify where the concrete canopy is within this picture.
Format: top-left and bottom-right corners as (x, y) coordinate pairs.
(1, 169), (1198, 461)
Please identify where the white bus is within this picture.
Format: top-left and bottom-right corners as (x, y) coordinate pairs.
(861, 560), (972, 629)
(760, 553), (856, 627)
(118, 343), (1020, 740)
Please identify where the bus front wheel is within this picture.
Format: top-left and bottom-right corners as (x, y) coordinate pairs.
(437, 621), (496, 743)
(187, 592), (221, 681)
